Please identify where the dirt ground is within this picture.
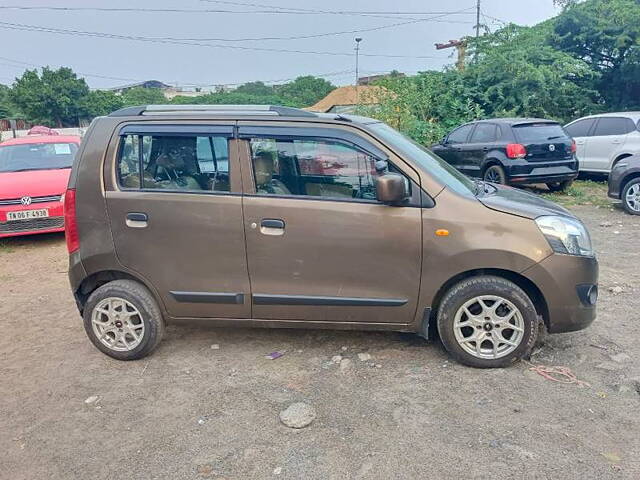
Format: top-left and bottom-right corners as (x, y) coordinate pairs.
(1, 204), (639, 480)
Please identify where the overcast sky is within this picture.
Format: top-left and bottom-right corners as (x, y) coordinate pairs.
(0, 0), (560, 89)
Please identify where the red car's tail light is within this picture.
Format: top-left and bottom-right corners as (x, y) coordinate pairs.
(64, 188), (79, 253)
(506, 143), (527, 159)
(571, 139), (577, 154)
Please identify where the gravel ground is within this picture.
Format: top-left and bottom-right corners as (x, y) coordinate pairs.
(1, 204), (639, 480)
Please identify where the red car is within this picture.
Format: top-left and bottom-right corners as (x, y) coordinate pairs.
(0, 133), (81, 238)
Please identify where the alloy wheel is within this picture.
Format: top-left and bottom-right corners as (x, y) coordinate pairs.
(624, 183), (640, 212)
(453, 295), (525, 360)
(91, 297), (145, 352)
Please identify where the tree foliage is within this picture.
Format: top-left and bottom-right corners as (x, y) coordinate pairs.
(552, 0), (640, 109)
(119, 87), (166, 106)
(275, 76), (336, 107)
(8, 67), (89, 127)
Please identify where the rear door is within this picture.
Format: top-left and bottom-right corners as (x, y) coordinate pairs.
(465, 123), (499, 176)
(584, 117), (636, 172)
(237, 123), (422, 325)
(104, 123), (252, 319)
(512, 122), (573, 163)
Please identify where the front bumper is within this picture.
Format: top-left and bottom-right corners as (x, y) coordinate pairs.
(522, 254), (598, 333)
(505, 158), (579, 185)
(0, 201), (65, 238)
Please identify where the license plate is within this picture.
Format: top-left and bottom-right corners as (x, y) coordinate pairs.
(7, 209), (49, 221)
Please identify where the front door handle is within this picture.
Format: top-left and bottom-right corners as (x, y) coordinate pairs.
(126, 212), (148, 228)
(260, 218), (285, 236)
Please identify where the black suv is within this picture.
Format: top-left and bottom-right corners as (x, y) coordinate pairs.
(432, 118), (579, 191)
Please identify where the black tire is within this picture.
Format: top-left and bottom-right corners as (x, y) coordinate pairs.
(483, 165), (507, 185)
(621, 177), (640, 216)
(546, 180), (573, 192)
(83, 279), (165, 360)
(436, 276), (538, 368)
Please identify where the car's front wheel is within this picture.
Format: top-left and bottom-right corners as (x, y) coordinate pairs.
(437, 276), (538, 368)
(483, 165), (507, 185)
(621, 178), (640, 215)
(83, 279), (165, 360)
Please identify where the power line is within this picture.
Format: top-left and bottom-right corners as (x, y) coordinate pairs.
(0, 20), (445, 59)
(200, 1), (475, 21)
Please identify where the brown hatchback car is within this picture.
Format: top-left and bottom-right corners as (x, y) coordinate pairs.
(66, 105), (598, 368)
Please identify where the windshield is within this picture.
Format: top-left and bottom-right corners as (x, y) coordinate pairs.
(513, 123), (568, 143)
(0, 142), (78, 173)
(369, 123), (476, 196)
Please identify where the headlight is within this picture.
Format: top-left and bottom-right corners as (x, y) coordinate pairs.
(535, 215), (593, 256)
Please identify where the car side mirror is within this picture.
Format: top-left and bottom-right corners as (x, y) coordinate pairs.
(376, 173), (408, 205)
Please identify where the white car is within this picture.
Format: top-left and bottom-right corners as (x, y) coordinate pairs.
(564, 112), (640, 174)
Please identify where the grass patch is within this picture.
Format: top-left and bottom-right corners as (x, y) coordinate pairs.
(536, 180), (613, 207)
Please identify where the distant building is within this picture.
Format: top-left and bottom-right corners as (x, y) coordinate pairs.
(306, 85), (387, 114)
(357, 73), (404, 85)
(106, 80), (171, 95)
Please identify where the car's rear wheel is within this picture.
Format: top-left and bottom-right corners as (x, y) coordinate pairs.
(83, 279), (165, 360)
(483, 165), (507, 185)
(437, 276), (538, 368)
(546, 180), (573, 192)
(622, 178), (640, 215)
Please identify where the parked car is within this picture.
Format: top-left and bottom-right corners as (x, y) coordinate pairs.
(564, 112), (640, 174)
(607, 154), (640, 215)
(66, 105), (597, 368)
(0, 132), (81, 238)
(431, 118), (578, 191)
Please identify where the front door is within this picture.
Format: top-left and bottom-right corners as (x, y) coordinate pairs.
(105, 123), (252, 319)
(238, 125), (422, 325)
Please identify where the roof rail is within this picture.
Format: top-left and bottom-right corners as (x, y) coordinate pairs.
(108, 104), (316, 118)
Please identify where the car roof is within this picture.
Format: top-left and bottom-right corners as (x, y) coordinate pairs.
(0, 135), (81, 146)
(106, 104), (382, 126)
(570, 112), (640, 122)
(473, 118), (559, 125)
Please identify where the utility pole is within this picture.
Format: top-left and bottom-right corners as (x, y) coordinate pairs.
(474, 0), (481, 62)
(435, 39), (467, 71)
(354, 37), (363, 106)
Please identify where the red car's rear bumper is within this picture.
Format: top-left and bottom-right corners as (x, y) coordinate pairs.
(0, 200), (65, 238)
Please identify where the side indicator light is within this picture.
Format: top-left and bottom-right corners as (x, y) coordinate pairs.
(435, 229), (450, 237)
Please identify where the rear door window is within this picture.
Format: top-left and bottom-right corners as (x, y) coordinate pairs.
(513, 123), (568, 143)
(469, 123), (498, 143)
(592, 117), (636, 136)
(447, 124), (474, 144)
(118, 134), (230, 192)
(565, 118), (596, 138)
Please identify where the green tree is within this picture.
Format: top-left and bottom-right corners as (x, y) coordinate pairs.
(79, 90), (124, 118)
(120, 87), (167, 106)
(468, 24), (600, 122)
(0, 84), (15, 118)
(8, 67), (89, 127)
(365, 70), (484, 145)
(234, 81), (275, 96)
(551, 0), (640, 109)
(276, 76), (336, 107)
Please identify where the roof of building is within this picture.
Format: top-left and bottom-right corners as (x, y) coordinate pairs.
(306, 86), (387, 113)
(105, 80), (171, 91)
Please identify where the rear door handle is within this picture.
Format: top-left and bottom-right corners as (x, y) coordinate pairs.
(482, 147), (489, 152)
(126, 212), (148, 228)
(259, 218), (285, 236)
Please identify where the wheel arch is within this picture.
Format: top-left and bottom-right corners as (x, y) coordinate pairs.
(611, 153), (634, 169)
(480, 157), (504, 175)
(75, 269), (163, 315)
(425, 268), (549, 339)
